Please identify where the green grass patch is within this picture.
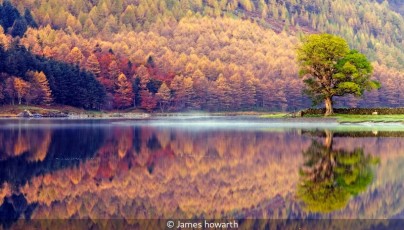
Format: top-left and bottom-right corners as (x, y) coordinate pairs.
(260, 113), (288, 118)
(331, 114), (404, 123)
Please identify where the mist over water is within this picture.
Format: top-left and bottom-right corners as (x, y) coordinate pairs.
(2, 117), (404, 131)
(113, 117), (404, 132)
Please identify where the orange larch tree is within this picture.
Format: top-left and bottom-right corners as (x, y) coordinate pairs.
(85, 53), (101, 77)
(27, 71), (53, 105)
(113, 73), (134, 109)
(13, 77), (30, 105)
(66, 47), (84, 66)
(156, 82), (171, 112)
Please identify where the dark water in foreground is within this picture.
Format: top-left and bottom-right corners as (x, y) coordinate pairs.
(1, 118), (404, 229)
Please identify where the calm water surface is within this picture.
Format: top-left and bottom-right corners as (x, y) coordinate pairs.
(1, 118), (404, 229)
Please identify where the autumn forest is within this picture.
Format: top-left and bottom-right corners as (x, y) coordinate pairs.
(0, 0), (403, 111)
(1, 1), (404, 226)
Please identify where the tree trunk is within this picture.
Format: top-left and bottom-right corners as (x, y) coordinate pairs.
(324, 130), (333, 150)
(324, 130), (336, 168)
(324, 97), (333, 116)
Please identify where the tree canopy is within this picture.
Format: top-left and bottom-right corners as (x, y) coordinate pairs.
(297, 34), (380, 115)
(0, 1), (34, 37)
(0, 43), (105, 109)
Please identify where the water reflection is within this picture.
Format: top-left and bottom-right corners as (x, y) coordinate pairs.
(0, 126), (105, 187)
(0, 194), (36, 229)
(0, 119), (403, 229)
(297, 131), (379, 213)
(0, 121), (309, 225)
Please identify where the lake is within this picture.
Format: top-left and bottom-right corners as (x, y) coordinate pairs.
(1, 117), (404, 229)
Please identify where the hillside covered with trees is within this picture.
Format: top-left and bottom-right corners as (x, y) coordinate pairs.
(0, 0), (403, 111)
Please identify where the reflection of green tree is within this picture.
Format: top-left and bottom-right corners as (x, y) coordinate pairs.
(297, 131), (379, 213)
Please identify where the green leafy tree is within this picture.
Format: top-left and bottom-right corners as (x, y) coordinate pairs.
(297, 34), (380, 116)
(297, 131), (379, 213)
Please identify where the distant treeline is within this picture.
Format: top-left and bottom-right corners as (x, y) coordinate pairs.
(0, 43), (105, 109)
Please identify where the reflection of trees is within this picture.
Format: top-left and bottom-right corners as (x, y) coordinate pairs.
(6, 128), (305, 221)
(0, 128), (105, 187)
(0, 194), (36, 229)
(297, 131), (379, 213)
(0, 128), (51, 161)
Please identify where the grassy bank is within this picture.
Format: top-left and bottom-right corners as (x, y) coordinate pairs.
(260, 111), (404, 123)
(330, 114), (404, 123)
(301, 108), (404, 123)
(260, 113), (404, 122)
(300, 108), (404, 123)
(259, 113), (289, 118)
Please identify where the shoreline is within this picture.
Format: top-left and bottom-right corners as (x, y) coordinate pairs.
(1, 105), (404, 124)
(1, 115), (404, 126)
